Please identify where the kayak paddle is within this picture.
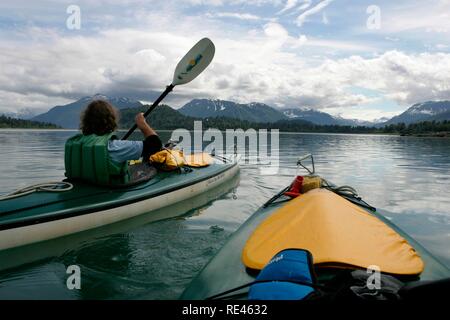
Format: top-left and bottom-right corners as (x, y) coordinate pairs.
(122, 37), (215, 140)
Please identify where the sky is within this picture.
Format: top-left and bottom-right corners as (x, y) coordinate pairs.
(0, 0), (449, 121)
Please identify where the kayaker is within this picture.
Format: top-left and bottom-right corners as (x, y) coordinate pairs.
(81, 100), (162, 162)
(64, 100), (162, 186)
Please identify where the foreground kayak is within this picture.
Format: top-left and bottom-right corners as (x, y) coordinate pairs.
(0, 172), (240, 271)
(0, 156), (239, 252)
(181, 156), (450, 300)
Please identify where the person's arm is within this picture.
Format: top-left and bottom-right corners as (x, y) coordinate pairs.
(135, 113), (157, 138)
(107, 114), (162, 163)
(135, 113), (162, 160)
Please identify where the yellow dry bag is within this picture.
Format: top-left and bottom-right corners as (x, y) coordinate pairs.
(150, 150), (214, 171)
(150, 149), (186, 171)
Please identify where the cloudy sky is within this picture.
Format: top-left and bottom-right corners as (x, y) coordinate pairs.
(0, 0), (449, 120)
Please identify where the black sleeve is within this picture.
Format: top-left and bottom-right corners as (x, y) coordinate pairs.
(142, 135), (163, 160)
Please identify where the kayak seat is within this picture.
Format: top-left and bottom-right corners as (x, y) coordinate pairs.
(248, 249), (317, 300)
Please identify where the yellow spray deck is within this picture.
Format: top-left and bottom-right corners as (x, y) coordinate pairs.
(242, 188), (424, 275)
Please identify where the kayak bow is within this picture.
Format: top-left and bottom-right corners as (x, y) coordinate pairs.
(181, 155), (450, 300)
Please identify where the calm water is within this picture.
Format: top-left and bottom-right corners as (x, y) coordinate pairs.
(0, 129), (449, 299)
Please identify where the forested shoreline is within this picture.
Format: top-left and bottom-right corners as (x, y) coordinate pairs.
(2, 106), (449, 137)
(0, 115), (60, 129)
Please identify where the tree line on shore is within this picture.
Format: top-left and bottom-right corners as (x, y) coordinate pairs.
(120, 106), (450, 135)
(2, 105), (450, 136)
(0, 115), (60, 129)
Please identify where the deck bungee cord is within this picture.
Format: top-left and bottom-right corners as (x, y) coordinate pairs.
(262, 154), (376, 211)
(321, 178), (377, 212)
(0, 181), (73, 201)
(262, 177), (375, 211)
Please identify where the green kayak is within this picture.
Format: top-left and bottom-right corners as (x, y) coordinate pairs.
(0, 156), (239, 254)
(181, 156), (450, 301)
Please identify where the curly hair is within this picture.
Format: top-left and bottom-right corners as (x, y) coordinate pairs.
(80, 100), (119, 135)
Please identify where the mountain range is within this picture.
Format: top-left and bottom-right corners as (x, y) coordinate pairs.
(32, 94), (143, 128)
(179, 99), (450, 127)
(178, 99), (384, 126)
(179, 99), (286, 123)
(2, 94), (448, 129)
(279, 107), (381, 126)
(383, 101), (450, 125)
(1, 107), (43, 120)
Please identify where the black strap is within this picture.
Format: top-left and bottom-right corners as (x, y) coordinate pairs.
(141, 135), (163, 161)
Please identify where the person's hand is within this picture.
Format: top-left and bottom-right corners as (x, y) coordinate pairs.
(135, 113), (147, 129)
(135, 112), (157, 138)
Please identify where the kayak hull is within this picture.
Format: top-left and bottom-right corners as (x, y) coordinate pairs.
(0, 173), (240, 271)
(0, 160), (239, 252)
(180, 188), (450, 300)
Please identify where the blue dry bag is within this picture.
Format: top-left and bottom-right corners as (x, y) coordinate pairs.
(248, 249), (316, 300)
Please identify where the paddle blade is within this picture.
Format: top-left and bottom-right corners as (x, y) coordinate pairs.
(172, 38), (215, 86)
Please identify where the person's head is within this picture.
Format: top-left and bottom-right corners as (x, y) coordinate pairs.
(80, 100), (118, 135)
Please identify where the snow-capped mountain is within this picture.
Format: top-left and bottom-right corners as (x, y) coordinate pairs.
(383, 101), (450, 125)
(178, 99), (287, 123)
(32, 94), (143, 128)
(1, 107), (44, 120)
(179, 99), (387, 126)
(281, 107), (342, 125)
(30, 94), (450, 131)
(333, 115), (390, 127)
(281, 108), (387, 127)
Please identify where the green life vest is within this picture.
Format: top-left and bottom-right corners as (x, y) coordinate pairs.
(64, 133), (130, 186)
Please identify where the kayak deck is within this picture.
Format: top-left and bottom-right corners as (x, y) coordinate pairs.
(180, 186), (450, 300)
(242, 189), (424, 275)
(0, 161), (237, 231)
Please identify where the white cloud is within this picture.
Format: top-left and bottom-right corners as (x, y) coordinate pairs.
(1, 2), (450, 121)
(0, 90), (73, 114)
(277, 0), (299, 14)
(185, 0), (283, 6)
(378, 1), (450, 34)
(2, 22), (450, 119)
(304, 38), (376, 52)
(263, 22), (289, 38)
(323, 106), (402, 122)
(262, 22), (373, 51)
(206, 12), (262, 20)
(296, 0), (333, 26)
(288, 0), (312, 15)
(385, 36), (400, 42)
(436, 44), (449, 50)
(184, 0), (225, 6)
(315, 51), (450, 106)
(292, 34), (308, 47)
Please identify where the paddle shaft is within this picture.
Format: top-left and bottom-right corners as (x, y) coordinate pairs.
(122, 84), (175, 140)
